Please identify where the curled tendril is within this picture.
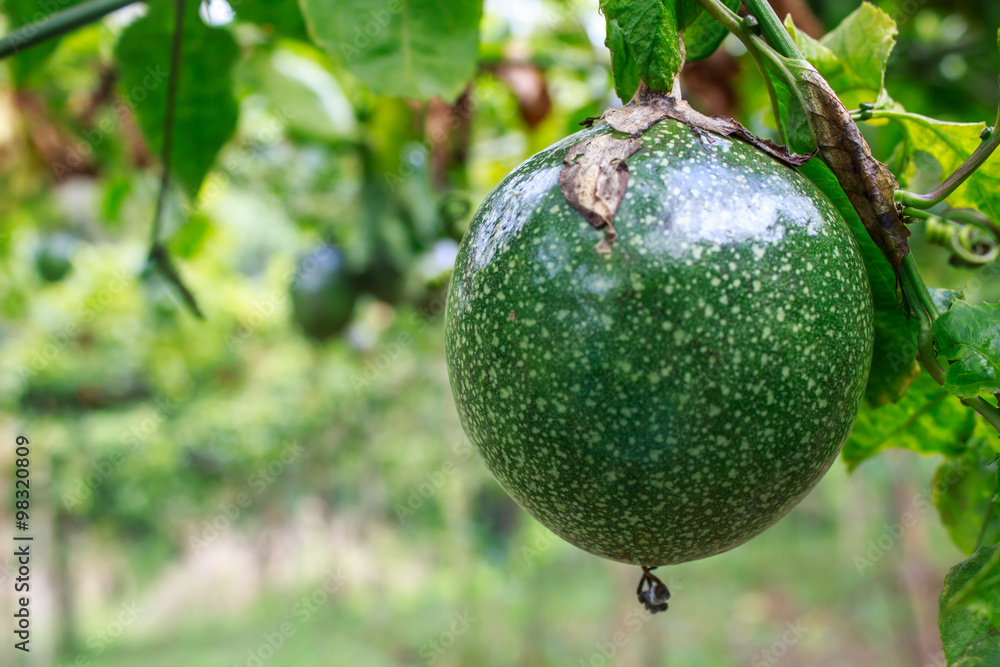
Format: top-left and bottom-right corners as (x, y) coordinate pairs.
(923, 209), (1000, 268)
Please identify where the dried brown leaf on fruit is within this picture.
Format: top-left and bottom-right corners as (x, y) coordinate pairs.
(560, 133), (643, 254)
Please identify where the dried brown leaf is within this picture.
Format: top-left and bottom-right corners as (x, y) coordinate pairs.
(560, 133), (643, 253)
(796, 69), (909, 271)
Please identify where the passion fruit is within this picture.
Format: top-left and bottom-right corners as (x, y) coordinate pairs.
(445, 117), (873, 566)
(290, 245), (356, 340)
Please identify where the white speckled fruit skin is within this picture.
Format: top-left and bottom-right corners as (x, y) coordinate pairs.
(445, 119), (874, 566)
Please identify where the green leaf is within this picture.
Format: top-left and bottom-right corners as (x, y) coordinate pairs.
(817, 2), (896, 94)
(600, 0), (683, 94)
(785, 2), (897, 109)
(682, 0), (740, 62)
(931, 286), (965, 314)
(934, 441), (1000, 556)
(2, 0), (85, 82)
(676, 0), (703, 29)
(605, 18), (640, 102)
(939, 545), (1000, 666)
(934, 301), (1000, 399)
(233, 0), (310, 40)
(300, 0), (482, 100)
(885, 111), (1000, 225)
(843, 373), (975, 471)
(115, 3), (239, 197)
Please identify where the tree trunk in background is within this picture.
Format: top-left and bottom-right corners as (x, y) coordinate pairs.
(53, 506), (77, 657)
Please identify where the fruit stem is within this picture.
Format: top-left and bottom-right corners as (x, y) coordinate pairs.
(691, 0), (743, 36)
(740, 0), (804, 60)
(0, 0), (142, 60)
(692, 0), (787, 144)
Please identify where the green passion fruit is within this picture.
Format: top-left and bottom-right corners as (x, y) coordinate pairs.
(445, 117), (873, 566)
(290, 245), (356, 340)
(34, 233), (76, 283)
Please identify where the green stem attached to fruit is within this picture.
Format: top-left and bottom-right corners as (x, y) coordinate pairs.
(739, 0), (804, 60)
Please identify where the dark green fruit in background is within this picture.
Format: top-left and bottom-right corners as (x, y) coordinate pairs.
(445, 118), (874, 566)
(290, 245), (356, 340)
(350, 250), (406, 305)
(34, 233), (76, 283)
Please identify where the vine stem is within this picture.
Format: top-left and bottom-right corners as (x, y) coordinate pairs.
(147, 0), (203, 318)
(855, 105), (1000, 210)
(691, 0), (786, 143)
(740, 0), (803, 60)
(150, 0), (184, 247)
(0, 0), (143, 60)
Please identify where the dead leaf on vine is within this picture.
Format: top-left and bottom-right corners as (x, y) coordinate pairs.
(797, 69), (910, 271)
(560, 133), (643, 254)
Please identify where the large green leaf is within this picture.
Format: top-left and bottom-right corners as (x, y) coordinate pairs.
(939, 545), (1000, 666)
(785, 2), (896, 107)
(2, 0), (85, 82)
(934, 440), (1000, 556)
(843, 373), (975, 471)
(115, 2), (239, 197)
(934, 301), (1000, 399)
(600, 0), (683, 94)
(682, 0), (739, 62)
(249, 46), (358, 142)
(300, 0), (482, 100)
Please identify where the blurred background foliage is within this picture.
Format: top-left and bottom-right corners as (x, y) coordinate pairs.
(0, 0), (998, 665)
